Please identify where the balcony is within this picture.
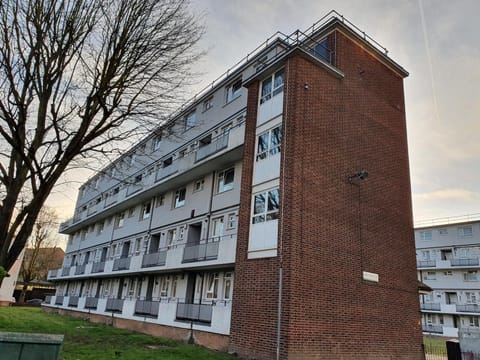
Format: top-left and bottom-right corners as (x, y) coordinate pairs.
(195, 134), (229, 162)
(456, 304), (480, 313)
(417, 260), (436, 268)
(91, 261), (106, 273)
(75, 264), (86, 275)
(104, 193), (119, 207)
(421, 303), (441, 311)
(68, 296), (79, 307)
(451, 258), (479, 267)
(55, 296), (64, 306)
(422, 324), (443, 334)
(105, 298), (124, 313)
(155, 161), (181, 182)
(176, 303), (212, 323)
(134, 300), (160, 317)
(61, 267), (71, 276)
(113, 257), (131, 271)
(182, 241), (220, 263)
(84, 297), (99, 310)
(142, 251), (167, 268)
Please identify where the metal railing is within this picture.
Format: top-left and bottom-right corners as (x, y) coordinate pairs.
(105, 298), (124, 313)
(456, 304), (480, 313)
(68, 296), (79, 307)
(417, 260), (436, 268)
(84, 297), (98, 309)
(112, 257), (131, 271)
(55, 296), (64, 305)
(182, 241), (220, 263)
(176, 303), (212, 323)
(421, 303), (441, 311)
(134, 300), (160, 317)
(75, 264), (86, 275)
(422, 324), (443, 334)
(91, 261), (105, 273)
(195, 134), (229, 162)
(451, 258), (479, 266)
(141, 251), (167, 268)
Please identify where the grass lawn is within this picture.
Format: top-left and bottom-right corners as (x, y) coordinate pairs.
(0, 307), (237, 360)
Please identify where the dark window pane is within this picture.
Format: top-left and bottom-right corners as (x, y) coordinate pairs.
(254, 193), (266, 215)
(267, 189), (279, 211)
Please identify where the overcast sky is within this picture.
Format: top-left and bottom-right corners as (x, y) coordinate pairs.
(48, 0), (480, 226)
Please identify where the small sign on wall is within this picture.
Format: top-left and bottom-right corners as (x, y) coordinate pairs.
(362, 271), (379, 283)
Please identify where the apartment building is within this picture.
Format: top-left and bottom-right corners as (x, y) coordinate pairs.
(45, 11), (424, 359)
(416, 216), (480, 338)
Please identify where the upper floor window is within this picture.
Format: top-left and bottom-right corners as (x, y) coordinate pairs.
(458, 226), (473, 237)
(167, 229), (177, 247)
(260, 68), (284, 104)
(419, 230), (432, 241)
(464, 271), (478, 282)
(174, 188), (186, 208)
(226, 78), (242, 103)
(193, 178), (204, 192)
(223, 272), (233, 300)
(257, 125), (282, 161)
(115, 212), (125, 228)
(227, 213), (236, 229)
(312, 38), (329, 62)
(439, 228), (448, 235)
(185, 111), (196, 129)
(252, 188), (279, 224)
(205, 272), (219, 299)
(203, 97), (213, 111)
(141, 202), (152, 220)
(152, 134), (162, 151)
(217, 168), (234, 193)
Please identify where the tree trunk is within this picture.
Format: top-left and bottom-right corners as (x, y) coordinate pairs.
(19, 284), (28, 303)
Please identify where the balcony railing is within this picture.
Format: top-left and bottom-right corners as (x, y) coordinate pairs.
(134, 300), (160, 317)
(68, 296), (79, 307)
(55, 296), (64, 305)
(75, 264), (86, 275)
(84, 297), (99, 310)
(182, 241), (220, 263)
(142, 251), (167, 268)
(91, 261), (106, 273)
(422, 324), (443, 334)
(61, 267), (71, 276)
(195, 134), (229, 162)
(105, 298), (124, 313)
(113, 257), (131, 271)
(104, 193), (118, 207)
(126, 182), (143, 196)
(421, 303), (441, 311)
(417, 260), (436, 268)
(176, 303), (212, 323)
(451, 258), (480, 267)
(456, 304), (480, 313)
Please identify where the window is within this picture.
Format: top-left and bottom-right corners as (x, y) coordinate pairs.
(464, 271), (478, 282)
(163, 157), (173, 167)
(260, 68), (284, 104)
(128, 207), (135, 218)
(444, 271), (453, 276)
(160, 276), (170, 297)
(469, 316), (480, 327)
(155, 194), (164, 207)
(459, 226), (473, 237)
(134, 174), (142, 183)
(153, 134), (162, 151)
(81, 229), (87, 241)
(89, 224), (94, 233)
(134, 238), (142, 254)
(424, 271), (436, 280)
(439, 228), (448, 235)
(203, 97), (213, 111)
(167, 229), (177, 247)
(466, 292), (477, 304)
(217, 168), (234, 193)
(205, 273), (219, 299)
(255, 55), (268, 72)
(141, 202), (151, 220)
(312, 38), (329, 61)
(226, 78), (242, 103)
(419, 230), (432, 241)
(212, 217), (224, 240)
(227, 213), (236, 229)
(257, 125), (282, 161)
(223, 272), (233, 300)
(97, 221), (104, 235)
(252, 188), (280, 224)
(193, 178), (204, 192)
(174, 188), (186, 208)
(185, 111), (196, 129)
(438, 314), (444, 325)
(115, 212), (125, 228)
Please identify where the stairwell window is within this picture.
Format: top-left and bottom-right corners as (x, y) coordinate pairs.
(217, 168), (234, 193)
(252, 188), (279, 224)
(257, 125), (282, 161)
(225, 78), (242, 103)
(174, 188), (186, 208)
(260, 68), (284, 104)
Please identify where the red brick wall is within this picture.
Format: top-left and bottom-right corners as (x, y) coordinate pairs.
(231, 28), (423, 360)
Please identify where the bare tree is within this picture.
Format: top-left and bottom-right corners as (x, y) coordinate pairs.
(18, 206), (61, 303)
(0, 0), (204, 276)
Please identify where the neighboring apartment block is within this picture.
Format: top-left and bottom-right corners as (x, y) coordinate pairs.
(45, 11), (423, 359)
(416, 217), (480, 338)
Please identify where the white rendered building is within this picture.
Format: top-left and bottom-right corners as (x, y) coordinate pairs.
(416, 216), (480, 337)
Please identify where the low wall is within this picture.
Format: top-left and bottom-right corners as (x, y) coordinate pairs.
(42, 307), (229, 352)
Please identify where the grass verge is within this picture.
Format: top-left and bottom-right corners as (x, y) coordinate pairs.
(0, 307), (236, 360)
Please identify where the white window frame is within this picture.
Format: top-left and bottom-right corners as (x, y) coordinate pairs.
(212, 217), (224, 240)
(223, 272), (233, 300)
(115, 212), (125, 228)
(252, 188), (280, 224)
(141, 201), (152, 220)
(459, 226), (473, 237)
(174, 188), (186, 208)
(256, 125), (282, 161)
(153, 134), (162, 151)
(205, 272), (219, 299)
(225, 78), (242, 103)
(185, 110), (196, 129)
(419, 230), (432, 241)
(464, 271), (478, 282)
(203, 97), (213, 111)
(424, 271), (436, 280)
(167, 228), (177, 247)
(193, 178), (204, 192)
(217, 168), (234, 193)
(260, 68), (284, 104)
(227, 213), (236, 229)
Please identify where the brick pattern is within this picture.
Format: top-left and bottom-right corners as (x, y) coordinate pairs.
(231, 28), (424, 360)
